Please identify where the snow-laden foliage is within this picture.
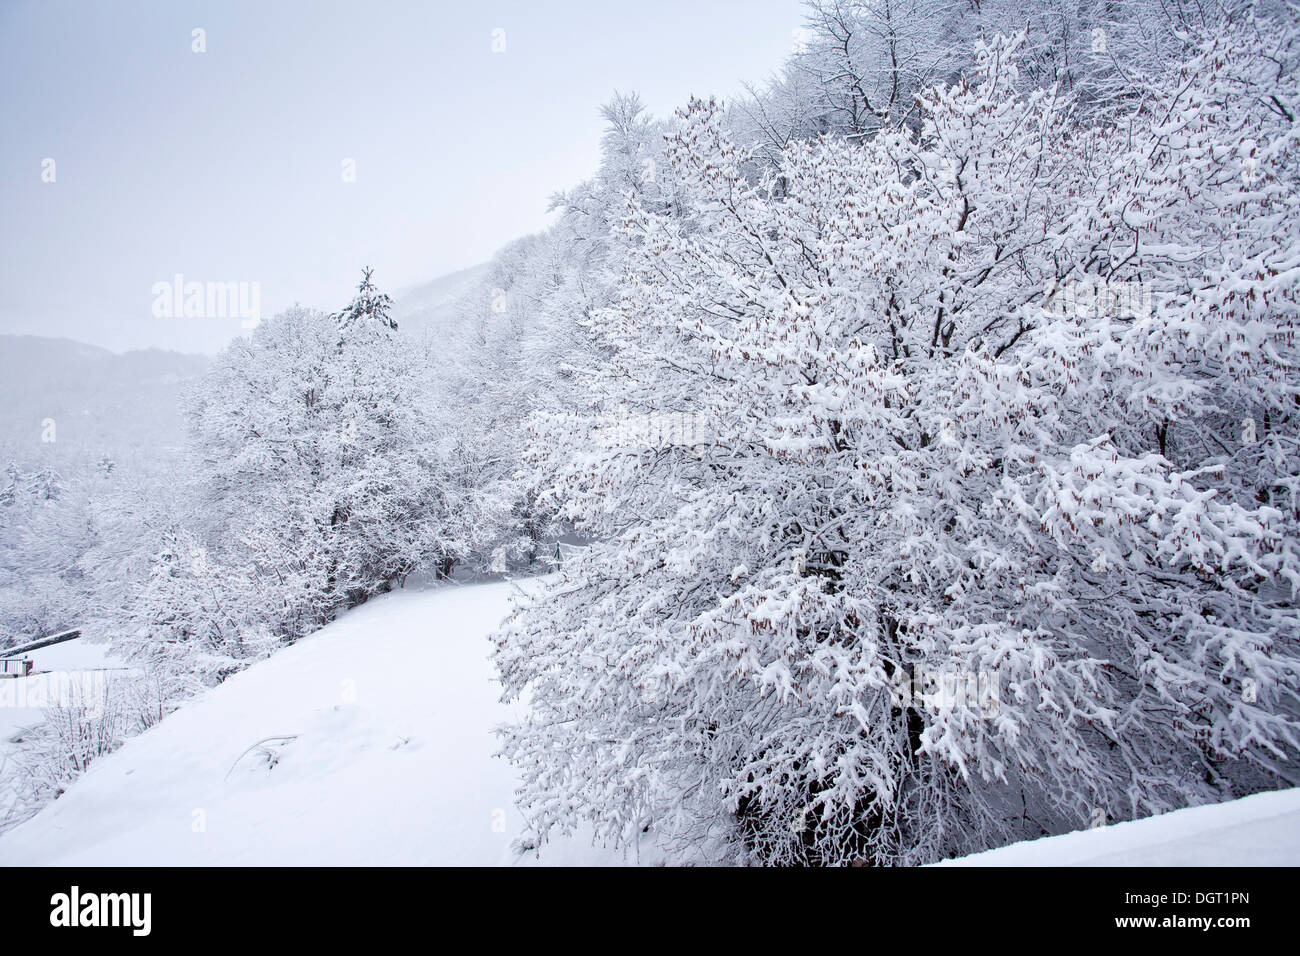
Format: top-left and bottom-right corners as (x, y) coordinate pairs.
(735, 0), (1289, 165)
(0, 460), (172, 651)
(0, 669), (170, 834)
(0, 465), (82, 648)
(108, 272), (477, 688)
(497, 16), (1300, 865)
(111, 527), (280, 695)
(430, 92), (682, 569)
(190, 287), (468, 605)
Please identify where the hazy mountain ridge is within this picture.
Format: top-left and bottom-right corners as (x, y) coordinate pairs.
(391, 263), (489, 342)
(0, 335), (210, 466)
(0, 261), (485, 467)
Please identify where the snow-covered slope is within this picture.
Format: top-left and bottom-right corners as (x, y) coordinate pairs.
(937, 788), (1300, 866)
(0, 581), (646, 866)
(1, 577), (1292, 866)
(391, 264), (488, 342)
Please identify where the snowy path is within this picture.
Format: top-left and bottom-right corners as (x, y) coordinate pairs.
(0, 581), (627, 866)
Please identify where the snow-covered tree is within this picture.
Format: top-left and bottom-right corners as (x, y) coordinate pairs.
(0, 459), (168, 650)
(335, 265), (397, 331)
(794, 0), (964, 139)
(112, 526), (278, 696)
(428, 93), (686, 572)
(184, 273), (470, 622)
(497, 14), (1300, 865)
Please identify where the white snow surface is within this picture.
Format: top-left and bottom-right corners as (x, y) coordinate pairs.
(936, 788), (1300, 866)
(1, 579), (1293, 866)
(0, 581), (649, 866)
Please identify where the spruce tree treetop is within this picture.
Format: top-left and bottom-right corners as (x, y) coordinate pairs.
(335, 267), (397, 332)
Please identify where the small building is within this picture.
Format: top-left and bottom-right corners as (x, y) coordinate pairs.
(0, 658), (33, 678)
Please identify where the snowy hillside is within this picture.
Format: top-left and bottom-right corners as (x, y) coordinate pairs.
(0, 581), (656, 866)
(2, 577), (1290, 867)
(937, 789), (1300, 866)
(391, 264), (489, 342)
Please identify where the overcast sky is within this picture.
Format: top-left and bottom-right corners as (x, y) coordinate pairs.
(0, 0), (803, 354)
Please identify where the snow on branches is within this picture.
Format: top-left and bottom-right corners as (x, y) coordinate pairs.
(497, 17), (1300, 865)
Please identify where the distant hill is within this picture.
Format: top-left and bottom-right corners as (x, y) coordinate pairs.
(0, 335), (209, 467)
(0, 265), (490, 468)
(0, 264), (491, 469)
(391, 263), (488, 343)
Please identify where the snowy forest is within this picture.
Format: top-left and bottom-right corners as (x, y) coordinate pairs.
(2, 0), (1299, 867)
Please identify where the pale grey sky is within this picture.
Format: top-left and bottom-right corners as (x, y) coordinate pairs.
(0, 0), (804, 354)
